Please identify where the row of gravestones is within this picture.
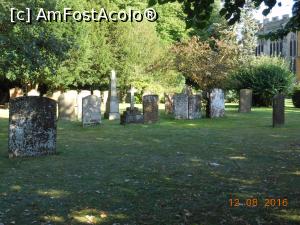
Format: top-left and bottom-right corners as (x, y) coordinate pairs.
(8, 71), (160, 158)
(165, 88), (225, 119)
(7, 71), (285, 158)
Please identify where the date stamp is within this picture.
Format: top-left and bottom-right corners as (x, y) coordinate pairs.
(229, 196), (288, 208)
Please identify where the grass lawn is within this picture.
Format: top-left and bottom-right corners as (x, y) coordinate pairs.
(0, 101), (300, 225)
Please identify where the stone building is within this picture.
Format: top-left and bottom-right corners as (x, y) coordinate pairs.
(256, 15), (300, 80)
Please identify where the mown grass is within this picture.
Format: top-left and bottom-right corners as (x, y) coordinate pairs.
(0, 101), (300, 225)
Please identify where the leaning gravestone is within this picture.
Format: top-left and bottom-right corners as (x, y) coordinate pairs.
(188, 95), (201, 119)
(273, 93), (285, 127)
(143, 95), (159, 123)
(209, 88), (225, 118)
(77, 90), (91, 121)
(173, 94), (189, 119)
(239, 89), (252, 113)
(58, 90), (78, 121)
(164, 93), (174, 115)
(105, 70), (120, 120)
(82, 95), (101, 127)
(8, 96), (57, 158)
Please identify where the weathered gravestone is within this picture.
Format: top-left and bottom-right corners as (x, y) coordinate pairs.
(77, 90), (91, 121)
(164, 93), (174, 115)
(239, 89), (252, 113)
(209, 88), (225, 118)
(188, 95), (201, 119)
(120, 87), (143, 124)
(82, 95), (101, 127)
(58, 90), (78, 121)
(143, 95), (159, 123)
(273, 93), (285, 127)
(93, 90), (101, 98)
(105, 70), (120, 120)
(173, 94), (189, 119)
(8, 96), (57, 158)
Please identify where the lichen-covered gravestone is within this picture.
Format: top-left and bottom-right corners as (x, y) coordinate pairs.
(77, 90), (91, 121)
(82, 95), (101, 127)
(239, 89), (252, 113)
(8, 96), (57, 158)
(273, 93), (285, 127)
(143, 95), (159, 123)
(173, 94), (189, 119)
(58, 90), (78, 121)
(164, 93), (174, 115)
(209, 88), (225, 118)
(188, 95), (201, 119)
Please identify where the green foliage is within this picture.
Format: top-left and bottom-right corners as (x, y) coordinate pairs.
(292, 84), (300, 108)
(232, 56), (294, 106)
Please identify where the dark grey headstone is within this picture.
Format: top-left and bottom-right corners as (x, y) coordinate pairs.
(82, 95), (101, 127)
(120, 107), (144, 125)
(273, 93), (285, 127)
(164, 93), (174, 115)
(143, 95), (159, 123)
(8, 96), (57, 158)
(239, 89), (252, 113)
(188, 95), (201, 119)
(209, 88), (225, 118)
(173, 94), (189, 119)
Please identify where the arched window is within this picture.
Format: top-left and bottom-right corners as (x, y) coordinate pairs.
(270, 43), (273, 56)
(276, 42), (279, 56)
(290, 40), (293, 56)
(293, 40), (296, 56)
(280, 41), (283, 55)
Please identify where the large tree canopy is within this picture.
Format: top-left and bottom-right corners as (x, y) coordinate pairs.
(150, 0), (300, 37)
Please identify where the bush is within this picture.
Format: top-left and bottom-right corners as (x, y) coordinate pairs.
(225, 90), (239, 103)
(231, 56), (294, 106)
(292, 85), (300, 108)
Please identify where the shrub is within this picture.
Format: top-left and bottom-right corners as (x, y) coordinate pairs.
(231, 56), (294, 106)
(292, 84), (300, 108)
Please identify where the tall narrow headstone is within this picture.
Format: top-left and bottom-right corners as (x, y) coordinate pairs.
(209, 88), (225, 118)
(105, 70), (120, 120)
(58, 90), (78, 121)
(188, 95), (201, 119)
(143, 95), (159, 123)
(239, 89), (252, 113)
(173, 94), (189, 119)
(77, 90), (91, 121)
(164, 93), (174, 115)
(273, 93), (285, 127)
(82, 95), (101, 127)
(8, 96), (57, 158)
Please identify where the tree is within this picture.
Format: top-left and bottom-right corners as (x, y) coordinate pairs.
(172, 27), (240, 91)
(151, 0), (299, 38)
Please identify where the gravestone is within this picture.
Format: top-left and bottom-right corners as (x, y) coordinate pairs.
(164, 93), (174, 115)
(239, 89), (252, 113)
(273, 93), (285, 127)
(58, 90), (78, 121)
(82, 95), (101, 127)
(27, 89), (40, 96)
(77, 90), (91, 121)
(143, 95), (159, 123)
(105, 70), (120, 120)
(209, 88), (225, 118)
(8, 96), (57, 158)
(93, 90), (101, 98)
(120, 87), (143, 124)
(102, 91), (109, 108)
(188, 95), (201, 119)
(173, 94), (189, 119)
